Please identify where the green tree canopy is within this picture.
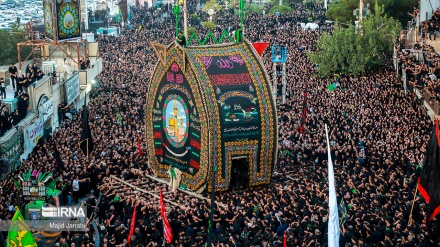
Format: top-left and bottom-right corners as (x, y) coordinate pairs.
(0, 24), (31, 66)
(202, 21), (217, 30)
(269, 5), (292, 14)
(187, 27), (197, 37)
(326, 0), (417, 25)
(308, 3), (400, 77)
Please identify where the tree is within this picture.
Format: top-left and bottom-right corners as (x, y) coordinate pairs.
(308, 3), (400, 77)
(0, 24), (32, 66)
(326, 0), (417, 25)
(269, 5), (292, 14)
(270, 0), (301, 6)
(202, 21), (217, 30)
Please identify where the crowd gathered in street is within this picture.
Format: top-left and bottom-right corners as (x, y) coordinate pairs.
(0, 1), (440, 246)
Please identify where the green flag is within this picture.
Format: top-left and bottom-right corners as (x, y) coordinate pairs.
(239, 0), (245, 24)
(170, 167), (177, 180)
(12, 178), (21, 190)
(338, 198), (348, 226)
(119, 6), (123, 22)
(327, 83), (336, 91)
(7, 207), (38, 247)
(45, 180), (61, 198)
(117, 111), (122, 126)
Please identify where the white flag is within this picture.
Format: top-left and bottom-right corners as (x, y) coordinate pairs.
(324, 0), (328, 9)
(325, 124), (340, 247)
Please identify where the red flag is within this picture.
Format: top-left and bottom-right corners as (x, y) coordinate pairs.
(252, 42), (270, 56)
(160, 190), (173, 243)
(283, 231), (287, 247)
(418, 119), (440, 222)
(138, 136), (142, 156)
(299, 91), (308, 134)
(234, 0), (236, 8)
(127, 205), (137, 244)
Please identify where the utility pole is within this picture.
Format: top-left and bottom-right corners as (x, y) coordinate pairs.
(359, 0), (363, 22)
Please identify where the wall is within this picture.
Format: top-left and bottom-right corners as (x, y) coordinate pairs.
(79, 58), (102, 85)
(420, 0), (440, 22)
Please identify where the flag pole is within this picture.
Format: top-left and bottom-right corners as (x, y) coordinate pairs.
(163, 224), (166, 247)
(206, 164), (218, 247)
(0, 231), (6, 247)
(408, 184), (419, 225)
(325, 124), (340, 247)
(163, 199), (166, 247)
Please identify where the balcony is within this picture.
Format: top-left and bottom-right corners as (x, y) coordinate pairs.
(79, 58), (103, 85)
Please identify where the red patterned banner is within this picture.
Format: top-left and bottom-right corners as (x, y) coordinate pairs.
(154, 132), (162, 139)
(155, 149), (163, 156)
(209, 73), (252, 86)
(190, 139), (201, 150)
(190, 160), (200, 169)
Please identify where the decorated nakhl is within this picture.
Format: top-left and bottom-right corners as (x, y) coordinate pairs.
(14, 169), (59, 201)
(145, 39), (277, 192)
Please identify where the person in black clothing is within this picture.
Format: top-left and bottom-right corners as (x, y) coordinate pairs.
(8, 63), (18, 90)
(25, 64), (32, 77)
(176, 32), (187, 47)
(25, 75), (33, 89)
(428, 22), (437, 42)
(80, 57), (87, 70)
(63, 180), (73, 206)
(35, 69), (44, 80)
(32, 63), (39, 76)
(11, 110), (20, 126)
(85, 194), (97, 219)
(18, 75), (26, 93)
(0, 78), (6, 98)
(85, 56), (91, 69)
(17, 94), (29, 120)
(0, 106), (11, 136)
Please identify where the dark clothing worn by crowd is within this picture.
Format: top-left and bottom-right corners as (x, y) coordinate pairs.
(0, 3), (438, 247)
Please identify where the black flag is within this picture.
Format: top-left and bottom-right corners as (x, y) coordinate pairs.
(53, 143), (64, 170)
(80, 97), (93, 156)
(418, 119), (440, 222)
(299, 91), (308, 134)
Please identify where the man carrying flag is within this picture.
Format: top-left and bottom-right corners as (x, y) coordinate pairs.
(418, 119), (440, 223)
(160, 190), (173, 244)
(7, 207), (38, 247)
(53, 143), (64, 170)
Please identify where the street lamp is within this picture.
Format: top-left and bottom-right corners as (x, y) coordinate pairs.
(353, 1), (370, 22)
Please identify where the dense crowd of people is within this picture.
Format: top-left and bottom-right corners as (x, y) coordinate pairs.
(1, 1), (440, 246)
(397, 7), (440, 114)
(421, 8), (440, 42)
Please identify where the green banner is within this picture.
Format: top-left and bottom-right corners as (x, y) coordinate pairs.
(0, 131), (24, 175)
(7, 207), (38, 247)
